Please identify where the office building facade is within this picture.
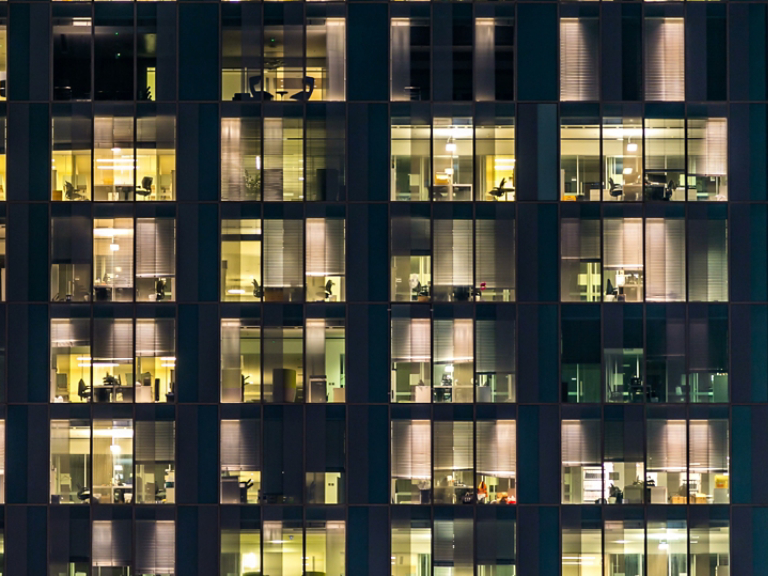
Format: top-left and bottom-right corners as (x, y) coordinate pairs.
(0, 0), (764, 574)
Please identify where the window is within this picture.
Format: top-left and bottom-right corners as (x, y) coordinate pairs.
(263, 325), (303, 402)
(475, 308), (516, 402)
(433, 421), (473, 504)
(688, 305), (729, 403)
(433, 316), (473, 403)
(562, 513), (601, 574)
(604, 407), (645, 504)
(559, 17), (599, 102)
(92, 317), (134, 403)
(51, 419), (91, 504)
(644, 17), (685, 102)
(263, 218), (304, 301)
(391, 211), (431, 301)
(221, 419), (261, 504)
(263, 114), (303, 202)
(390, 13), (430, 102)
(431, 9), (473, 101)
(603, 116), (643, 202)
(475, 113), (515, 201)
(51, 318), (91, 403)
(391, 511), (431, 576)
(476, 420), (516, 504)
(136, 218), (176, 301)
(222, 5), (263, 102)
(561, 306), (601, 403)
(474, 12), (514, 102)
(647, 304), (687, 403)
(688, 215), (727, 302)
(221, 219), (263, 301)
(604, 306), (644, 404)
(94, 420), (134, 504)
(476, 509), (516, 573)
(391, 310), (431, 403)
(603, 216), (644, 303)
(391, 419), (431, 504)
(391, 106), (431, 201)
(52, 213), (92, 302)
(94, 217), (133, 301)
(263, 519), (304, 574)
(560, 215), (601, 302)
(645, 118), (686, 201)
(221, 523), (260, 576)
(52, 105), (91, 201)
(433, 511), (474, 574)
(221, 320), (261, 403)
(134, 420), (175, 504)
(306, 104), (346, 201)
(433, 218), (473, 302)
(53, 8), (92, 101)
(432, 116), (473, 202)
(475, 206), (515, 301)
(135, 520), (175, 576)
(135, 318), (176, 403)
(305, 317), (346, 403)
(687, 118), (728, 201)
(306, 217), (345, 302)
(604, 519), (644, 575)
(221, 112), (262, 201)
(560, 116), (600, 201)
(93, 519), (131, 576)
(562, 419), (602, 504)
(646, 216), (686, 302)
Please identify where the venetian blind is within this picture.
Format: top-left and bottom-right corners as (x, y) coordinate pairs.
(475, 218), (515, 293)
(306, 218), (345, 277)
(604, 218), (643, 271)
(391, 215), (431, 256)
(434, 518), (473, 569)
(476, 420), (516, 478)
(645, 218), (686, 302)
(263, 219), (304, 289)
(647, 419), (687, 471)
(51, 319), (90, 349)
(136, 420), (175, 463)
(93, 319), (133, 361)
(561, 218), (600, 261)
(560, 18), (599, 102)
(391, 317), (431, 363)
(221, 118), (261, 201)
(434, 421), (473, 472)
(390, 20), (411, 101)
(688, 119), (727, 177)
(221, 419), (260, 471)
(433, 219), (473, 289)
(135, 319), (175, 358)
(475, 318), (515, 377)
(433, 319), (473, 365)
(391, 420), (431, 480)
(52, 216), (92, 264)
(644, 18), (685, 102)
(135, 520), (175, 575)
(136, 219), (175, 279)
(92, 520), (132, 568)
(688, 219), (727, 302)
(689, 420), (728, 473)
(561, 420), (601, 466)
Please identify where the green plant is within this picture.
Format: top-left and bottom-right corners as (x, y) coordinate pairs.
(244, 169), (261, 198)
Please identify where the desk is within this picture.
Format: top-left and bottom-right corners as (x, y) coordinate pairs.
(276, 90), (289, 100)
(93, 384), (133, 403)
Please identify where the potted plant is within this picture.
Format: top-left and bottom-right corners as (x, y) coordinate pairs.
(244, 169), (261, 199)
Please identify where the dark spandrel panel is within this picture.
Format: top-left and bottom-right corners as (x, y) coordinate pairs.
(179, 5), (219, 101)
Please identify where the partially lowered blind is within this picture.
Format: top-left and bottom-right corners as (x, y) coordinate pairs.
(646, 218), (686, 302)
(221, 419), (260, 471)
(475, 318), (515, 376)
(476, 420), (516, 478)
(688, 119), (727, 177)
(561, 420), (601, 466)
(391, 317), (431, 363)
(391, 215), (431, 256)
(135, 520), (175, 575)
(644, 18), (684, 101)
(391, 420), (431, 479)
(93, 520), (131, 568)
(51, 318), (90, 349)
(689, 420), (728, 473)
(136, 319), (175, 358)
(434, 219), (473, 288)
(433, 319), (473, 365)
(306, 218), (345, 277)
(434, 421), (473, 472)
(263, 219), (304, 289)
(688, 219), (727, 302)
(560, 18), (599, 102)
(221, 117), (261, 201)
(561, 218), (600, 261)
(604, 218), (643, 271)
(647, 419), (687, 471)
(475, 219), (515, 293)
(93, 319), (133, 361)
(136, 420), (175, 463)
(136, 219), (176, 279)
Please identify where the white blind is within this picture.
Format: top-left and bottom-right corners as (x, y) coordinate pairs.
(689, 420), (728, 472)
(688, 219), (727, 302)
(391, 317), (431, 362)
(51, 319), (90, 349)
(604, 218), (643, 270)
(644, 18), (685, 101)
(688, 119), (727, 176)
(93, 520), (132, 568)
(391, 420), (431, 480)
(647, 419), (687, 471)
(562, 420), (601, 466)
(136, 420), (175, 463)
(136, 319), (175, 358)
(434, 219), (473, 288)
(325, 19), (346, 101)
(475, 319), (515, 375)
(475, 219), (515, 292)
(306, 218), (345, 277)
(560, 19), (599, 101)
(476, 420), (516, 478)
(433, 319), (473, 365)
(221, 419), (260, 471)
(646, 218), (686, 302)
(264, 219), (304, 289)
(434, 421), (473, 472)
(93, 319), (133, 361)
(135, 520), (175, 575)
(561, 218), (600, 261)
(136, 219), (176, 278)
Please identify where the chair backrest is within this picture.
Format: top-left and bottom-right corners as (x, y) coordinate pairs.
(141, 176), (153, 190)
(248, 75), (262, 97)
(290, 76), (316, 101)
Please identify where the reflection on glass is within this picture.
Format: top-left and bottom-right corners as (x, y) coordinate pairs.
(222, 219), (263, 302)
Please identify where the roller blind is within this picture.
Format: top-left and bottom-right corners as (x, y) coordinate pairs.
(688, 219), (727, 302)
(644, 18), (684, 101)
(434, 421), (473, 472)
(92, 520), (132, 568)
(135, 520), (175, 575)
(93, 319), (133, 360)
(647, 419), (687, 471)
(646, 218), (685, 302)
(264, 219), (304, 289)
(434, 219), (473, 288)
(136, 420), (175, 463)
(688, 119), (727, 177)
(434, 319), (473, 365)
(136, 319), (175, 358)
(221, 419), (260, 471)
(689, 420), (728, 472)
(475, 219), (515, 292)
(306, 218), (345, 277)
(136, 219), (176, 278)
(476, 420), (516, 478)
(391, 317), (431, 363)
(51, 319), (90, 349)
(434, 518), (473, 568)
(561, 420), (601, 466)
(391, 420), (431, 480)
(560, 18), (599, 102)
(561, 218), (600, 261)
(604, 218), (643, 270)
(52, 216), (92, 263)
(475, 318), (515, 375)
(391, 216), (431, 256)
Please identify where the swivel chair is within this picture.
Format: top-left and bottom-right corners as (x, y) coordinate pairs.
(136, 176), (153, 198)
(290, 76), (315, 101)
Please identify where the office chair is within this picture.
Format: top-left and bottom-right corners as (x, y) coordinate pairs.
(77, 378), (92, 401)
(252, 278), (264, 298)
(665, 180), (677, 200)
(64, 181), (85, 201)
(136, 176), (153, 198)
(155, 278), (166, 302)
(325, 279), (334, 299)
(290, 76), (315, 101)
(76, 485), (92, 502)
(249, 75), (273, 101)
(606, 279), (618, 297)
(489, 177), (514, 198)
(608, 178), (623, 198)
